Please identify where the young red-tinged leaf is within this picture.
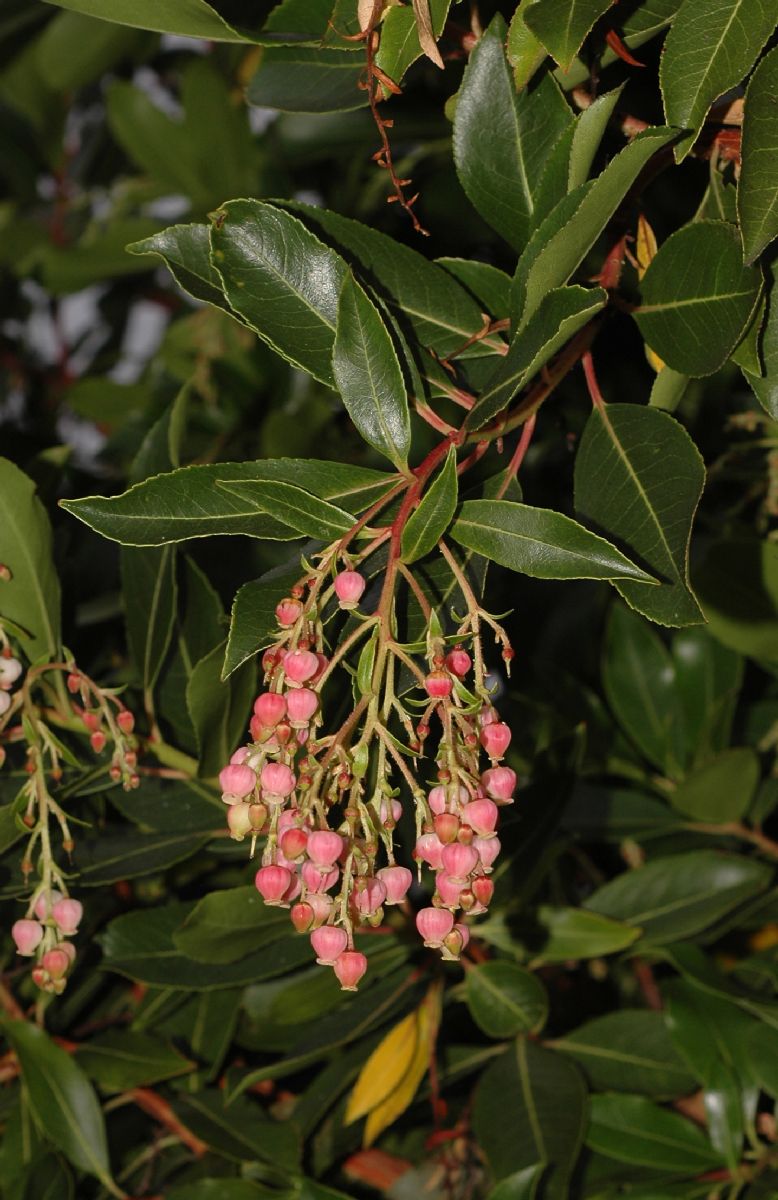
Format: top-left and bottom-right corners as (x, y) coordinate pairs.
(332, 272), (410, 470)
(524, 0), (614, 69)
(738, 45), (778, 264)
(660, 0), (777, 162)
(401, 446), (458, 564)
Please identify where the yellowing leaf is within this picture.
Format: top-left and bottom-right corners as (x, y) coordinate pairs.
(635, 215), (665, 372)
(412, 0), (445, 69)
(345, 1009), (419, 1125)
(362, 981), (442, 1147)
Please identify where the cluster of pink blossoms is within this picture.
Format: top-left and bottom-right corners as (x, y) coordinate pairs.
(12, 891), (83, 994)
(0, 649), (23, 722)
(219, 564), (516, 991)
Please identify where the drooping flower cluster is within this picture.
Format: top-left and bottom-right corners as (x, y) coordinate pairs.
(220, 551), (516, 991)
(12, 891), (83, 995)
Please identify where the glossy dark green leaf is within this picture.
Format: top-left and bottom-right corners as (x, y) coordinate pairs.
(466, 962), (548, 1038)
(473, 1039), (587, 1195)
(172, 1089), (300, 1171)
(562, 784), (685, 842)
(744, 271), (778, 417)
(693, 536), (778, 660)
(332, 272), (410, 469)
(43, 0), (245, 39)
(0, 457), (60, 659)
(513, 127), (676, 323)
(524, 0), (613, 68)
(671, 625), (742, 767)
(2, 1021), (115, 1191)
(587, 1093), (721, 1171)
(634, 222), (762, 375)
(529, 905), (642, 960)
(568, 86), (624, 190)
(248, 46), (366, 114)
(223, 561), (301, 680)
(585, 850), (772, 941)
(551, 1011), (696, 1097)
(437, 257), (512, 319)
(660, 0), (777, 161)
(401, 446), (458, 564)
(128, 223), (243, 316)
(649, 364), (690, 412)
(121, 544), (177, 693)
(99, 902), (312, 989)
(210, 200), (347, 385)
(739, 45), (778, 262)
(451, 499), (655, 582)
(603, 603), (687, 776)
(217, 479), (355, 541)
(186, 639), (254, 778)
(109, 777), (222, 832)
(487, 1166), (545, 1200)
(173, 885), (294, 963)
(375, 0), (451, 85)
(574, 403), (705, 626)
(75, 1031), (193, 1091)
(74, 827), (211, 885)
(669, 747), (759, 823)
(467, 286), (606, 431)
(744, 1020), (778, 1096)
(506, 0), (547, 89)
(62, 460), (393, 546)
(453, 18), (573, 250)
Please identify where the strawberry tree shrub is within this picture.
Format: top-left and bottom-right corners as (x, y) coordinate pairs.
(1, 1), (778, 1197)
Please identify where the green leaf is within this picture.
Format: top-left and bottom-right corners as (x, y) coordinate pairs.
(437, 258), (512, 320)
(453, 18), (573, 249)
(487, 1166), (545, 1200)
(173, 885), (295, 963)
(584, 850), (772, 942)
(513, 127), (677, 323)
(473, 1039), (587, 1195)
(61, 460), (394, 546)
(186, 639), (254, 778)
(109, 777), (222, 832)
(587, 1093), (721, 1171)
(332, 272), (410, 469)
(375, 0), (451, 85)
(99, 902), (312, 989)
(121, 544), (177, 693)
(223, 561), (301, 680)
(128, 223), (244, 316)
(634, 222), (762, 376)
(217, 480), (356, 541)
(466, 962), (549, 1038)
(172, 1089), (300, 1171)
(401, 447), (458, 564)
(468, 286), (606, 430)
(669, 747), (760, 823)
(524, 0), (613, 69)
(2, 1020), (116, 1192)
(602, 603), (687, 776)
(210, 200), (347, 385)
(450, 499), (656, 582)
(247, 46), (366, 114)
(739, 45), (778, 262)
(0, 458), (61, 659)
(745, 272), (778, 417)
(551, 1011), (697, 1098)
(568, 86), (624, 190)
(530, 905), (641, 960)
(74, 828), (211, 885)
(744, 1020), (778, 1097)
(671, 626), (741, 767)
(167, 1182), (275, 1200)
(692, 537), (778, 660)
(574, 403), (705, 626)
(659, 0), (777, 162)
(75, 1031), (193, 1091)
(507, 1), (547, 89)
(649, 364), (690, 412)
(35, 10), (152, 91)
(43, 0), (245, 40)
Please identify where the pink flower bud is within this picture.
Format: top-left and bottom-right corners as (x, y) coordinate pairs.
(480, 722), (512, 759)
(301, 861), (340, 892)
(248, 802), (268, 832)
(428, 784), (469, 815)
(52, 898), (82, 936)
(377, 865), (412, 905)
(481, 766), (517, 802)
(280, 827), (309, 860)
(441, 842), (479, 879)
(424, 670), (453, 699)
(255, 865), (293, 904)
(436, 873), (465, 907)
(230, 746), (250, 765)
(310, 925), (348, 965)
(416, 907), (454, 947)
(334, 570), (366, 609)
(227, 803), (253, 840)
(434, 812), (460, 844)
(283, 649), (320, 685)
(353, 877), (387, 916)
(445, 648), (471, 678)
(12, 919), (43, 956)
(276, 598), (302, 627)
(260, 762), (296, 800)
(479, 706), (499, 727)
(415, 832), (444, 870)
(90, 730), (106, 753)
(380, 798), (403, 826)
(253, 692), (287, 728)
(34, 890), (62, 921)
(285, 688), (318, 726)
(117, 709), (135, 734)
(474, 835), (501, 871)
(306, 830), (344, 867)
(41, 947), (71, 980)
(291, 902), (315, 933)
(219, 763), (256, 800)
(278, 807), (310, 832)
(307, 892), (334, 925)
(454, 922), (470, 950)
(0, 657), (22, 686)
(472, 876), (494, 906)
(333, 949), (367, 990)
(462, 799), (498, 837)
